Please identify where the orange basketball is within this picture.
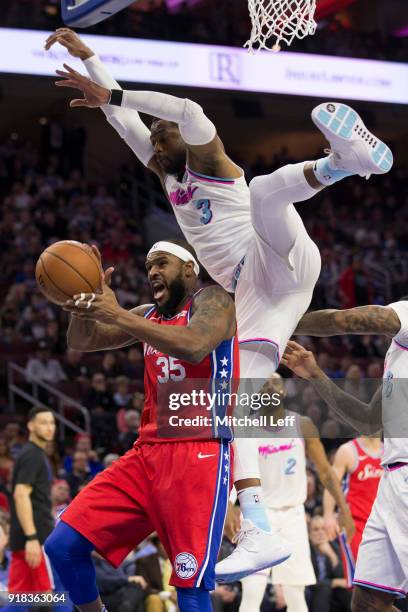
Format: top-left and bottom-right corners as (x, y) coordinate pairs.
(35, 241), (101, 306)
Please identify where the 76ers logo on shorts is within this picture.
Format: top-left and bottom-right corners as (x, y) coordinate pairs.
(175, 552), (198, 579)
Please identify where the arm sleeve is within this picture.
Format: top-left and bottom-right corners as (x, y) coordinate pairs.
(83, 55), (154, 167)
(387, 301), (408, 345)
(15, 452), (41, 486)
(120, 90), (216, 146)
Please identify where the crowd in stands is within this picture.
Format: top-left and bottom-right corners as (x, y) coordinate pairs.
(3, 0), (408, 62)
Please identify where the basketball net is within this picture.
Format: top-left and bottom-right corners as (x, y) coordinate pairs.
(245, 0), (317, 52)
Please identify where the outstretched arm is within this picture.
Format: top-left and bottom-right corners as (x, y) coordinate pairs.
(281, 341), (382, 435)
(295, 306), (401, 337)
(65, 284), (236, 364)
(322, 443), (353, 540)
(54, 63), (241, 178)
(45, 30), (156, 170)
(303, 420), (355, 543)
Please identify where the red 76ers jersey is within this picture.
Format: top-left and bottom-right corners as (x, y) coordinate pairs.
(139, 295), (240, 443)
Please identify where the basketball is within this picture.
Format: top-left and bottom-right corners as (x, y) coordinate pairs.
(35, 241), (101, 306)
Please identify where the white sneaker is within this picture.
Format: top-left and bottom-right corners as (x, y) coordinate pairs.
(215, 519), (291, 583)
(312, 102), (393, 178)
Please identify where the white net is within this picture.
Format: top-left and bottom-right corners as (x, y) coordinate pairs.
(245, 0), (317, 52)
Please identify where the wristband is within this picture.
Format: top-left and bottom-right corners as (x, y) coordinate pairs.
(26, 533), (39, 541)
(109, 89), (123, 106)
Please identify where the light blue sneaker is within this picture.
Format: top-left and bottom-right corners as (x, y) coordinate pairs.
(312, 102), (393, 178)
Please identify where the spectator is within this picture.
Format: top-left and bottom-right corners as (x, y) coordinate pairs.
(307, 515), (351, 612)
(114, 376), (132, 409)
(344, 364), (368, 403)
(93, 551), (145, 612)
(103, 453), (119, 469)
(45, 440), (63, 478)
(101, 352), (122, 380)
(305, 468), (320, 516)
(25, 340), (67, 385)
(3, 423), (24, 460)
(63, 348), (91, 382)
(123, 348), (144, 378)
(63, 434), (103, 477)
(65, 451), (93, 498)
(51, 479), (71, 520)
(0, 438), (14, 489)
(84, 373), (114, 411)
(119, 411), (140, 452)
(136, 535), (178, 611)
(338, 256), (374, 309)
(0, 518), (11, 604)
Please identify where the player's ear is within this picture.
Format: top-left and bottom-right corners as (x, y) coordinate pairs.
(184, 261), (194, 278)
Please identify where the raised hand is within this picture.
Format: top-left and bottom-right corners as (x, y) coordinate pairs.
(45, 28), (93, 60)
(281, 340), (319, 379)
(55, 64), (110, 108)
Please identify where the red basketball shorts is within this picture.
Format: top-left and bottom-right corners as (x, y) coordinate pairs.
(61, 440), (232, 589)
(8, 548), (54, 593)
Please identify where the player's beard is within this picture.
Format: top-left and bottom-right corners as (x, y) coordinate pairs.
(155, 274), (187, 317)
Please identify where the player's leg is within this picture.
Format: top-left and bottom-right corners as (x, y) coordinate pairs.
(45, 448), (153, 612)
(282, 585), (308, 612)
(149, 440), (231, 612)
(352, 586), (398, 612)
(353, 472), (408, 612)
(249, 102), (393, 260)
(45, 522), (102, 612)
(239, 572), (268, 611)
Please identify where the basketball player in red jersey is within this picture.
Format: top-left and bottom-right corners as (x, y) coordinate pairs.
(323, 436), (383, 587)
(44, 239), (245, 612)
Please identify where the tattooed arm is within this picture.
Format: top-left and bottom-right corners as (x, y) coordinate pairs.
(108, 285), (235, 363)
(67, 305), (150, 352)
(282, 341), (382, 435)
(295, 306), (401, 337)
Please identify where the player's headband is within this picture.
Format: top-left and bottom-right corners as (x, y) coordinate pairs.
(147, 241), (200, 276)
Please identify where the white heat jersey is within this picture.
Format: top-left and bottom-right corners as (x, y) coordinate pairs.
(257, 412), (307, 509)
(381, 301), (408, 466)
(164, 167), (252, 292)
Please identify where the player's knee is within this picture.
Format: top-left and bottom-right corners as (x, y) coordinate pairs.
(45, 521), (92, 564)
(44, 527), (61, 562)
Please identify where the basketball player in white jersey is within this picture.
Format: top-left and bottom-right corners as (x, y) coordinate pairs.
(236, 374), (354, 612)
(45, 28), (394, 581)
(283, 299), (408, 611)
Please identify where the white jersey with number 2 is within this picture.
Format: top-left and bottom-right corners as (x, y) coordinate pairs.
(257, 412), (307, 509)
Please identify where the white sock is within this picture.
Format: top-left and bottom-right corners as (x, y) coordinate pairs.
(313, 155), (354, 186)
(238, 487), (271, 532)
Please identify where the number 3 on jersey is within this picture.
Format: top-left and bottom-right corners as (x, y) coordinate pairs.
(195, 199), (213, 225)
(156, 356), (186, 383)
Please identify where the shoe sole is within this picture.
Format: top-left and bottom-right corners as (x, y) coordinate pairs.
(312, 102), (393, 175)
(215, 554), (291, 584)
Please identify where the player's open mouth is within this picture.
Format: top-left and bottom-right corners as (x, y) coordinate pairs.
(152, 280), (166, 301)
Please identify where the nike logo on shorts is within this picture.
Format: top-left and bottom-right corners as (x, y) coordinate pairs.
(198, 452), (216, 459)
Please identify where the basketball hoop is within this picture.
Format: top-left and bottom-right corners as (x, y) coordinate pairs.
(245, 0), (317, 52)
